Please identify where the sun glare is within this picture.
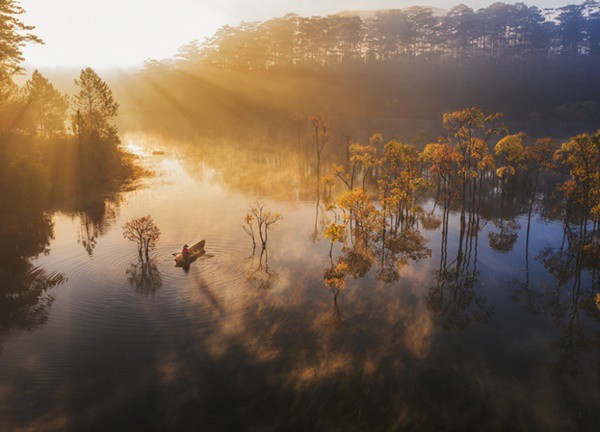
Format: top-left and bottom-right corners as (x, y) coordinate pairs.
(20, 0), (227, 68)
(20, 0), (571, 68)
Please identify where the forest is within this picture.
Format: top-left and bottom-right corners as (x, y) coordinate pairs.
(134, 1), (600, 129)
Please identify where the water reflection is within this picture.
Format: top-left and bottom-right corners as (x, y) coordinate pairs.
(488, 182), (522, 253)
(0, 130), (598, 430)
(0, 216), (66, 348)
(531, 230), (598, 377)
(376, 229), (431, 283)
(427, 198), (493, 330)
(0, 145), (128, 356)
(246, 247), (279, 290)
(126, 258), (163, 297)
(488, 219), (520, 253)
(77, 198), (120, 256)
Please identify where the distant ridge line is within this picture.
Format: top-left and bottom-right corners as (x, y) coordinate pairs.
(336, 6), (448, 20)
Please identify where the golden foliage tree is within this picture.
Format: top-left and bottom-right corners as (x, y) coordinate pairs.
(123, 216), (161, 260)
(242, 202), (283, 249)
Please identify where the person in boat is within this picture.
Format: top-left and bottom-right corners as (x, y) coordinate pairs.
(182, 244), (191, 260)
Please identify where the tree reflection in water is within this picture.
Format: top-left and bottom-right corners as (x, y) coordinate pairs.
(488, 219), (520, 253)
(77, 198), (120, 256)
(1, 118), (598, 430)
(246, 247), (279, 290)
(525, 227), (599, 377)
(323, 261), (348, 329)
(376, 228), (431, 283)
(488, 181), (521, 254)
(509, 180), (600, 377)
(427, 198), (494, 330)
(0, 216), (66, 348)
(126, 258), (163, 297)
(320, 189), (433, 329)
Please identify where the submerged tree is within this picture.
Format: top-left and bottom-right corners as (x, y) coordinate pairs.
(330, 141), (379, 192)
(324, 205), (347, 262)
(554, 131), (600, 252)
(123, 216), (161, 261)
(489, 133), (526, 253)
(494, 133), (525, 181)
(520, 137), (558, 291)
(243, 205), (281, 289)
(441, 107), (504, 213)
(349, 143), (379, 189)
(242, 202), (282, 249)
(378, 140), (429, 233)
(309, 112), (331, 243)
(323, 260), (349, 328)
(337, 188), (379, 246)
(422, 142), (454, 203)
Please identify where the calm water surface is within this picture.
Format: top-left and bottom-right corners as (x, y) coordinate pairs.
(0, 132), (598, 431)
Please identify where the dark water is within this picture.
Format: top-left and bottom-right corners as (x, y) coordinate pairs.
(0, 132), (598, 431)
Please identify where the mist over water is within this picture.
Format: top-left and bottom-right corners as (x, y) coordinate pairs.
(1, 1), (600, 429)
(0, 129), (597, 431)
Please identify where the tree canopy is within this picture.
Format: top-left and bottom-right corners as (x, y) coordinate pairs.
(147, 2), (600, 71)
(73, 67), (119, 140)
(22, 70), (69, 137)
(137, 2), (600, 126)
(0, 0), (41, 83)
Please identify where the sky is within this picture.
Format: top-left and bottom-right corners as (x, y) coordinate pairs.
(21, 0), (575, 69)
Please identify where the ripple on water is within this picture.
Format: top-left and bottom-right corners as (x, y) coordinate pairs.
(4, 209), (282, 375)
(43, 229), (250, 316)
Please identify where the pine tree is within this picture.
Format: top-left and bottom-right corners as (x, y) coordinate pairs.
(0, 0), (42, 82)
(22, 70), (69, 137)
(73, 68), (119, 142)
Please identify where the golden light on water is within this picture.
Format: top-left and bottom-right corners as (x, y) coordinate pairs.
(123, 142), (146, 158)
(2, 0), (600, 429)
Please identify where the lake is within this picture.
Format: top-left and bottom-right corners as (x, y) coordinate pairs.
(0, 130), (598, 431)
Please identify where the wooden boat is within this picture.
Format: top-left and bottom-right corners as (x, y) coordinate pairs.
(174, 240), (205, 267)
(152, 150), (165, 155)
